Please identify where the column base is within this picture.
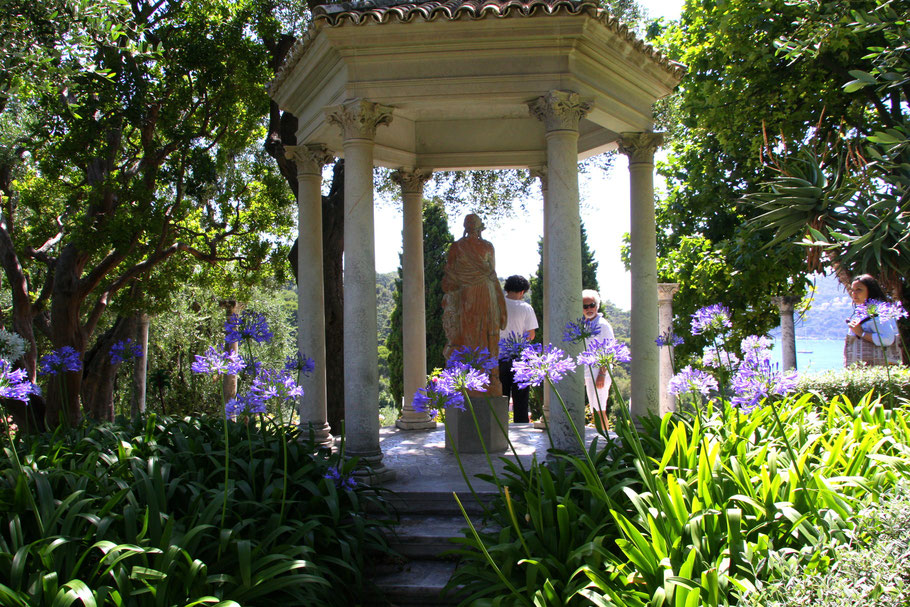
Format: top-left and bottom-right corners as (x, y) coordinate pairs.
(395, 417), (438, 430)
(533, 420), (547, 430)
(298, 421), (333, 450)
(349, 450), (396, 485)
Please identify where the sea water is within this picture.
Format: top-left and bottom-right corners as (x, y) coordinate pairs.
(771, 338), (844, 373)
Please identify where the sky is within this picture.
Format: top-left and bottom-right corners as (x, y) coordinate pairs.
(371, 0), (684, 311)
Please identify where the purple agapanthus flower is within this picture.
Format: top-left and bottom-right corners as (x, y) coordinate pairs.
(412, 379), (465, 417)
(730, 361), (799, 412)
(225, 310), (273, 344)
(437, 363), (490, 393)
(562, 318), (602, 344)
(447, 346), (497, 373)
(740, 335), (773, 367)
(0, 360), (38, 402)
(191, 346), (245, 375)
(110, 339), (144, 365)
(38, 346), (83, 376)
(498, 331), (533, 361)
(856, 299), (908, 322)
(702, 347), (740, 370)
(668, 365), (719, 397)
(512, 344), (575, 388)
(691, 304), (733, 336)
(325, 466), (357, 491)
(577, 338), (631, 370)
(248, 368), (303, 404)
(285, 351), (316, 376)
(655, 331), (684, 348)
(224, 393), (267, 417)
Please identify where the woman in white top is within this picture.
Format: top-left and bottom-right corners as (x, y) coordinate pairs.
(844, 274), (901, 367)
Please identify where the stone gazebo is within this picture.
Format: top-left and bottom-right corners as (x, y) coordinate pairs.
(270, 0), (684, 479)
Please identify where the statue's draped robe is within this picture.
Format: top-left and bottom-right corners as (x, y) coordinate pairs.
(441, 235), (507, 394)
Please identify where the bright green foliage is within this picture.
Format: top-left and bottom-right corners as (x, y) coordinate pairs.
(386, 200), (453, 407)
(0, 415), (394, 605)
(742, 483), (910, 607)
(647, 0), (892, 356)
(448, 391), (910, 605)
(0, 0), (296, 421)
(745, 2), (909, 302)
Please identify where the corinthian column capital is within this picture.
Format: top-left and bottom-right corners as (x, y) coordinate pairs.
(284, 144), (334, 174)
(528, 90), (593, 132)
(529, 165), (548, 189)
(390, 168), (433, 194)
(325, 99), (393, 141)
(618, 132), (665, 164)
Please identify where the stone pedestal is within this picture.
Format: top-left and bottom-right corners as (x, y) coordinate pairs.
(444, 396), (510, 454)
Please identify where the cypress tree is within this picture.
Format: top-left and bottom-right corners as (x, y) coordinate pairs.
(386, 200), (453, 406)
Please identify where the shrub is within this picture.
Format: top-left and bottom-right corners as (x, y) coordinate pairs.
(0, 416), (395, 606)
(742, 483), (910, 607)
(447, 393), (910, 606)
(797, 365), (910, 404)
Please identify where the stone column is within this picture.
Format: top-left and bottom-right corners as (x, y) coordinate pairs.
(619, 132), (664, 423)
(326, 99), (395, 482)
(772, 296), (799, 371)
(529, 91), (591, 452)
(530, 165), (550, 430)
(392, 168), (437, 430)
(285, 144), (335, 447)
(657, 283), (679, 418)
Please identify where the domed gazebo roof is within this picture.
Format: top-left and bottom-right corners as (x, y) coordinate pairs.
(269, 0), (684, 169)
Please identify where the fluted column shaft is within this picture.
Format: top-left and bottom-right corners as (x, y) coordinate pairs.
(620, 132), (664, 422)
(286, 144), (334, 447)
(394, 169), (436, 430)
(326, 99), (394, 481)
(530, 91), (591, 452)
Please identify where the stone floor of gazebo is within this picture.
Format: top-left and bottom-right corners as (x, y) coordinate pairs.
(379, 422), (604, 493)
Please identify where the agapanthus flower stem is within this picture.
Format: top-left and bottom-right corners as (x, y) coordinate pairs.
(1, 414), (45, 535)
(546, 377), (608, 501)
(484, 395), (526, 475)
(767, 397), (808, 505)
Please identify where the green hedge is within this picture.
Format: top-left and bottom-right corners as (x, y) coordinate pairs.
(797, 365), (910, 404)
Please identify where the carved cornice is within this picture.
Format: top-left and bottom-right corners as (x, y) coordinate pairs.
(618, 132), (664, 164)
(325, 99), (394, 141)
(284, 144), (335, 174)
(528, 90), (592, 132)
(391, 168), (433, 193)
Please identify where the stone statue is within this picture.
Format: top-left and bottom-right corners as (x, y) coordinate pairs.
(442, 214), (507, 395)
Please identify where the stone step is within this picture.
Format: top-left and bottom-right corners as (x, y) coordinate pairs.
(368, 559), (460, 606)
(372, 489), (498, 516)
(387, 513), (496, 559)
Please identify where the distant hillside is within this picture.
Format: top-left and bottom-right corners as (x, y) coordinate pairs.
(769, 273), (852, 340)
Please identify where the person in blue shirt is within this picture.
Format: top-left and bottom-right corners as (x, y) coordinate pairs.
(845, 274), (901, 366)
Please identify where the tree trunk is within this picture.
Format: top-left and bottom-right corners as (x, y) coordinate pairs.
(81, 315), (136, 421)
(47, 244), (88, 427)
(219, 300), (242, 403)
(130, 312), (150, 419)
(323, 161), (345, 434)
